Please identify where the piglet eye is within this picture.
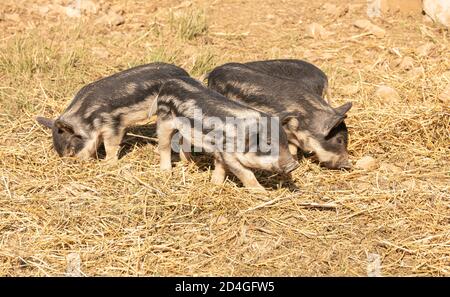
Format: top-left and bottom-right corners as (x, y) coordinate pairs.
(336, 137), (344, 144)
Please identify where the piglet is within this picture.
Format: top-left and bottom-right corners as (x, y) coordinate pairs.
(155, 76), (299, 191)
(36, 62), (190, 161)
(207, 62), (352, 169)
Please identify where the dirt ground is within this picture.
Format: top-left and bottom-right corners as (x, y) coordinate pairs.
(0, 0), (449, 276)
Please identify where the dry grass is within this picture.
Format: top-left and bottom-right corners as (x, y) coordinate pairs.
(169, 8), (208, 41)
(0, 0), (449, 276)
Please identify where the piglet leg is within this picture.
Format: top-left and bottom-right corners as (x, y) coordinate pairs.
(211, 157), (226, 185)
(224, 155), (265, 191)
(104, 129), (125, 162)
(157, 118), (175, 171)
(288, 143), (298, 159)
(179, 137), (193, 162)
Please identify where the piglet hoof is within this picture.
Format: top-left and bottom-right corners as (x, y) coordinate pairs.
(105, 156), (119, 165)
(210, 174), (225, 185)
(160, 164), (173, 173)
(245, 185), (267, 193)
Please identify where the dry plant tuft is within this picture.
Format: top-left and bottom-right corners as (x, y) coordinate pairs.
(169, 8), (208, 41)
(189, 47), (217, 77)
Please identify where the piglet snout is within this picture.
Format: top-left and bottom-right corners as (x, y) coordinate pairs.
(338, 160), (352, 170)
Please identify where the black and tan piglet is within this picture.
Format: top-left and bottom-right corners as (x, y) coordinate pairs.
(154, 76), (299, 191)
(36, 63), (190, 161)
(207, 61), (352, 170)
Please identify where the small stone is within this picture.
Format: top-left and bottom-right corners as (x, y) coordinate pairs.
(391, 57), (402, 68)
(79, 0), (98, 14)
(363, 64), (374, 72)
(354, 19), (386, 38)
(321, 52), (334, 60)
(47, 4), (66, 15)
(438, 83), (450, 104)
(354, 19), (372, 29)
(344, 56), (354, 64)
(375, 85), (401, 103)
(379, 163), (402, 173)
(355, 156), (378, 170)
(398, 56), (415, 71)
(369, 25), (385, 38)
(110, 4), (125, 15)
(174, 1), (193, 9)
(415, 43), (435, 57)
(336, 5), (349, 17)
(216, 216), (229, 225)
(340, 85), (359, 96)
(65, 6), (80, 18)
(95, 12), (125, 26)
(91, 47), (109, 59)
(348, 3), (363, 13)
(399, 179), (416, 190)
(5, 13), (20, 22)
(390, 47), (402, 58)
(37, 5), (50, 15)
(323, 3), (337, 15)
(302, 50), (314, 59)
(407, 67), (424, 78)
(305, 23), (331, 39)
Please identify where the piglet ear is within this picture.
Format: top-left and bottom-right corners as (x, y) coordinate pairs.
(54, 119), (75, 134)
(319, 102), (352, 136)
(320, 114), (347, 136)
(36, 116), (55, 129)
(334, 102), (352, 116)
